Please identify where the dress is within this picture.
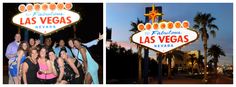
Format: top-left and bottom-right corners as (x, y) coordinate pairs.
(37, 59), (57, 84)
(54, 58), (84, 84)
(63, 60), (76, 83)
(9, 54), (27, 77)
(77, 48), (99, 84)
(24, 58), (40, 84)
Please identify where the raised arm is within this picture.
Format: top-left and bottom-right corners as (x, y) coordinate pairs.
(32, 39), (40, 48)
(83, 33), (103, 47)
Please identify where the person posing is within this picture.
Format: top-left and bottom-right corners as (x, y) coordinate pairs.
(37, 47), (57, 84)
(16, 42), (29, 84)
(68, 33), (103, 61)
(8, 41), (28, 84)
(5, 33), (21, 84)
(29, 38), (35, 48)
(59, 47), (81, 84)
(44, 37), (52, 50)
(22, 48), (40, 84)
(28, 38), (41, 50)
(53, 39), (73, 58)
(47, 49), (65, 84)
(74, 39), (99, 84)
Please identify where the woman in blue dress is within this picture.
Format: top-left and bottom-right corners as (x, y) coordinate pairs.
(9, 41), (28, 84)
(73, 39), (99, 84)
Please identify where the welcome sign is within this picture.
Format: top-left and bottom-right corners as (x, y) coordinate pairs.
(12, 3), (80, 35)
(131, 21), (199, 53)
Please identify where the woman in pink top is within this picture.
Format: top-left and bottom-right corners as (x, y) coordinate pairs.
(37, 47), (57, 84)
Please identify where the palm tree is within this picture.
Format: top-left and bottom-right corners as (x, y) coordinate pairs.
(193, 12), (219, 82)
(130, 18), (144, 82)
(197, 55), (204, 75)
(166, 50), (184, 79)
(207, 59), (214, 74)
(189, 54), (196, 76)
(208, 44), (225, 79)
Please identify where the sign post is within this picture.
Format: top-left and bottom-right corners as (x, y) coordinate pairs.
(24, 28), (29, 42)
(143, 5), (163, 84)
(157, 53), (163, 84)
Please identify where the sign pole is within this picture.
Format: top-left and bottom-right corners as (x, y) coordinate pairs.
(143, 6), (151, 84)
(73, 25), (77, 38)
(143, 48), (149, 83)
(40, 34), (44, 44)
(24, 29), (29, 42)
(144, 5), (163, 84)
(157, 53), (163, 84)
(18, 27), (21, 34)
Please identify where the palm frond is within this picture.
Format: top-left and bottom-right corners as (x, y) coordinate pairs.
(207, 17), (216, 24)
(208, 44), (226, 59)
(208, 24), (219, 30)
(193, 24), (199, 29)
(210, 30), (216, 38)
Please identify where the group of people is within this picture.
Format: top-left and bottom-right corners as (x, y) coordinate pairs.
(5, 33), (103, 84)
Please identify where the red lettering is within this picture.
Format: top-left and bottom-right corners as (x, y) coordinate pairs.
(20, 18), (24, 25)
(31, 17), (36, 24)
(184, 35), (189, 42)
(140, 37), (143, 44)
(158, 36), (165, 43)
(53, 17), (59, 24)
(25, 18), (31, 24)
(165, 36), (170, 43)
(67, 16), (72, 24)
(47, 17), (52, 24)
(170, 36), (177, 43)
(20, 17), (36, 25)
(60, 17), (66, 24)
(150, 36), (155, 43)
(144, 36), (150, 43)
(140, 36), (155, 44)
(177, 36), (183, 42)
(37, 17), (72, 24)
(40, 17), (47, 24)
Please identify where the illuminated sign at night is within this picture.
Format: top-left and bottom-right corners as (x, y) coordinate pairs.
(12, 3), (80, 35)
(131, 21), (199, 53)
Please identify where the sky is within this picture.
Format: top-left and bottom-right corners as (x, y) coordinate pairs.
(106, 3), (233, 65)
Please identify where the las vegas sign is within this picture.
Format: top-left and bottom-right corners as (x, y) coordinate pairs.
(12, 3), (80, 36)
(131, 21), (199, 53)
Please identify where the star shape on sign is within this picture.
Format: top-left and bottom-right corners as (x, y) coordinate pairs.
(144, 4), (163, 23)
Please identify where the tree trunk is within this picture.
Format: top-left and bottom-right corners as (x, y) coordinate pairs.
(203, 29), (208, 83)
(214, 58), (218, 83)
(192, 61), (194, 76)
(138, 45), (142, 83)
(198, 63), (201, 75)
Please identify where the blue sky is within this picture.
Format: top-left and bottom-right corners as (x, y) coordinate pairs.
(106, 3), (233, 65)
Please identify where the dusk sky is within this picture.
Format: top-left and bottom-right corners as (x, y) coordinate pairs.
(106, 3), (233, 65)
